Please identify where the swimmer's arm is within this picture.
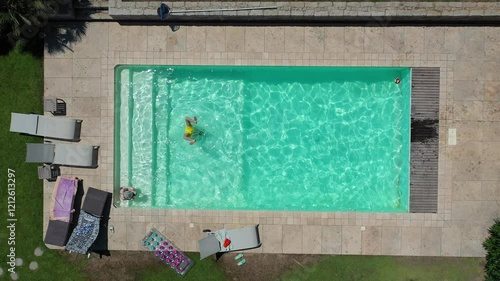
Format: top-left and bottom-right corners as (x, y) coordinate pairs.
(185, 117), (197, 125)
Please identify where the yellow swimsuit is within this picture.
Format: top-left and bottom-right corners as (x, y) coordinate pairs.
(185, 125), (194, 135)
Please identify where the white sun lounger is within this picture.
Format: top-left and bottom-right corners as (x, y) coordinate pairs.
(199, 224), (261, 260)
(10, 113), (82, 141)
(26, 143), (99, 168)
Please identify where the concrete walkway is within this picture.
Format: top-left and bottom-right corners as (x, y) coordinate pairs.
(43, 23), (500, 257)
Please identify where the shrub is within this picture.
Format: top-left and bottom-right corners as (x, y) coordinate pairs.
(483, 219), (500, 281)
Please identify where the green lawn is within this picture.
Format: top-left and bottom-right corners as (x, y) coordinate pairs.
(0, 45), (89, 280)
(279, 256), (483, 281)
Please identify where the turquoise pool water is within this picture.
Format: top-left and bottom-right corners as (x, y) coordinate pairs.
(114, 66), (411, 212)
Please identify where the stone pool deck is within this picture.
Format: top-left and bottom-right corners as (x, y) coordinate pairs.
(43, 23), (500, 257)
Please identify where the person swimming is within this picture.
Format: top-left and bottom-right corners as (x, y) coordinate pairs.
(184, 116), (197, 145)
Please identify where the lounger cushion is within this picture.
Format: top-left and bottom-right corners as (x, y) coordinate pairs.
(82, 187), (109, 217)
(10, 113), (38, 134)
(199, 235), (221, 259)
(37, 116), (79, 140)
(45, 220), (71, 246)
(26, 143), (99, 168)
(53, 144), (98, 167)
(26, 143), (55, 163)
(225, 226), (261, 251)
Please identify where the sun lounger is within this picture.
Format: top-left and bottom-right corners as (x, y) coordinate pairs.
(199, 224), (261, 260)
(10, 113), (82, 141)
(26, 143), (99, 168)
(66, 187), (110, 256)
(44, 176), (79, 247)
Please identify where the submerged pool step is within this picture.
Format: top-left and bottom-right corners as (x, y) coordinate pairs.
(129, 70), (155, 199)
(151, 74), (159, 206)
(130, 71), (173, 207)
(153, 76), (172, 207)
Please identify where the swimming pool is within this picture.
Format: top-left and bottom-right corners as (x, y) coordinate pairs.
(114, 65), (411, 212)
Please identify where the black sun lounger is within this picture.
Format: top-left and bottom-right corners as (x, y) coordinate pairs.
(44, 177), (79, 247)
(65, 187), (110, 256)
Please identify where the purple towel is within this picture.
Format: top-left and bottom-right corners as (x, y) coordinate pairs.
(50, 177), (77, 222)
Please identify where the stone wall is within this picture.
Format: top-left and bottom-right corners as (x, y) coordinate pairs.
(109, 1), (500, 18)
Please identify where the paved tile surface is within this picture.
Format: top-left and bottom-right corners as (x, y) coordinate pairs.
(43, 23), (500, 257)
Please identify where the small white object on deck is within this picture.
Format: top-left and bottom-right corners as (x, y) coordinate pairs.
(448, 128), (457, 145)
